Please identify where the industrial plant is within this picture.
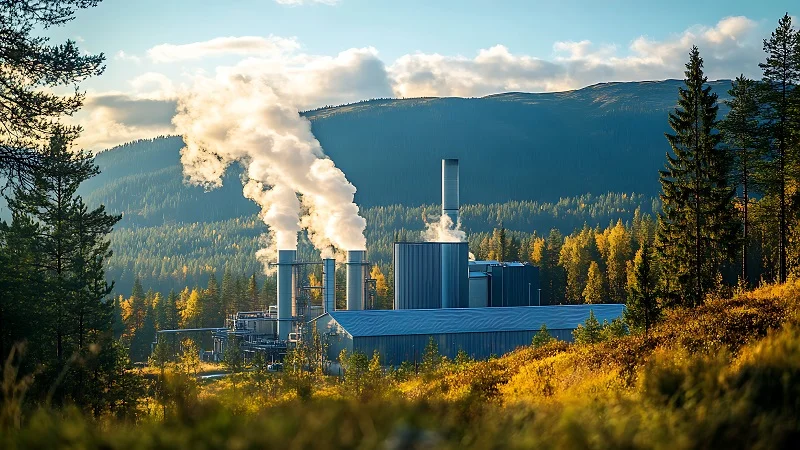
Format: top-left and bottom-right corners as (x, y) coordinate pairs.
(156, 159), (625, 368)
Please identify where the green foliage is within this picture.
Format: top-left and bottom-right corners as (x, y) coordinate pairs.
(0, 0), (105, 187)
(625, 242), (662, 334)
(658, 46), (738, 307)
(531, 324), (554, 348)
(572, 310), (603, 344)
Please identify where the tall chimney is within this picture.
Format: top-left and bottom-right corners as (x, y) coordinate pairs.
(346, 250), (366, 310)
(442, 159), (459, 227)
(277, 249), (296, 340)
(322, 258), (336, 313)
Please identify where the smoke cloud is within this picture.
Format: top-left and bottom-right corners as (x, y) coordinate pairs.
(423, 214), (466, 243)
(173, 72), (367, 263)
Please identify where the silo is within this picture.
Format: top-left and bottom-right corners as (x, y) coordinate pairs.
(322, 258), (336, 313)
(442, 159), (459, 226)
(346, 250), (366, 310)
(276, 249), (296, 340)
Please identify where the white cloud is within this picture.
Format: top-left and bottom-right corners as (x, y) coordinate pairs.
(147, 36), (300, 62)
(114, 50), (141, 63)
(76, 16), (767, 150)
(392, 16), (761, 97)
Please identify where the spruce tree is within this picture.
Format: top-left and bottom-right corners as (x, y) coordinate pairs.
(625, 242), (660, 335)
(758, 14), (800, 282)
(658, 46), (738, 306)
(720, 75), (765, 285)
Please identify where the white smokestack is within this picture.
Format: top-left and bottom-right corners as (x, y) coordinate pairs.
(173, 73), (367, 267)
(322, 258), (336, 313)
(346, 250), (366, 310)
(277, 249), (296, 340)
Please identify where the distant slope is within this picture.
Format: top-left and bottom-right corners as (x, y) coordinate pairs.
(72, 79), (731, 226)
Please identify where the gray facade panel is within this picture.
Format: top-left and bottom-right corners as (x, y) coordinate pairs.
(394, 242), (442, 309)
(352, 329), (574, 365)
(394, 242), (469, 310)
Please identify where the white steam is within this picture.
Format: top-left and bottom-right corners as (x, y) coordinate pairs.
(423, 214), (466, 243)
(174, 73), (367, 263)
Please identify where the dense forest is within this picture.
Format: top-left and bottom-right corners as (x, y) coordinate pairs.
(2, 2), (800, 448)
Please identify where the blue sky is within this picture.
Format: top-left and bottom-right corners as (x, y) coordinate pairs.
(48, 0), (797, 149)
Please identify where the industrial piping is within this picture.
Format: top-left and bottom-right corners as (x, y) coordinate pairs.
(322, 258), (336, 313)
(346, 250), (366, 310)
(276, 249), (296, 340)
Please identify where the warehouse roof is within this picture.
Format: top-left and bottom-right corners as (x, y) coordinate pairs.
(323, 304), (625, 338)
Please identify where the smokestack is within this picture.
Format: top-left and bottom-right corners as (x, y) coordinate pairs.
(346, 250), (366, 310)
(322, 258), (336, 313)
(277, 249), (296, 340)
(442, 159), (459, 228)
(441, 159), (461, 308)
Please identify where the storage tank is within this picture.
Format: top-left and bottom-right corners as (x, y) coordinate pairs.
(276, 249), (296, 340)
(346, 250), (367, 310)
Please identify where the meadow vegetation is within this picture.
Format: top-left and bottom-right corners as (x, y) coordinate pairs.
(2, 280), (798, 449)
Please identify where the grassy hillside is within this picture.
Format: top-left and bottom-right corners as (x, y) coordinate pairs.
(4, 281), (797, 449)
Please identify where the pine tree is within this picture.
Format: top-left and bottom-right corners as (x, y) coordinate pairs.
(532, 324), (554, 348)
(758, 14), (800, 282)
(202, 273), (221, 327)
(221, 268), (235, 317)
(247, 273), (259, 310)
(0, 1), (105, 186)
(625, 242), (661, 335)
(658, 46), (738, 306)
(720, 75), (765, 285)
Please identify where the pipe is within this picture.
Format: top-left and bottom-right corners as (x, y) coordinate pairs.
(322, 258), (336, 313)
(276, 249), (296, 340)
(442, 159), (459, 227)
(346, 250), (366, 310)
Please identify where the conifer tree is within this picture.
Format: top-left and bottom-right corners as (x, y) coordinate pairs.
(247, 273), (259, 310)
(720, 75), (765, 285)
(0, 0), (106, 186)
(625, 242), (660, 335)
(758, 14), (800, 282)
(658, 46), (738, 306)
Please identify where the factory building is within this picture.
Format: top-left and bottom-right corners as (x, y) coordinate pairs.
(192, 157), (625, 366)
(314, 304), (625, 365)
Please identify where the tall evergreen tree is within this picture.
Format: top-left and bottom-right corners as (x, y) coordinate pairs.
(758, 14), (800, 282)
(658, 46), (738, 306)
(720, 75), (765, 285)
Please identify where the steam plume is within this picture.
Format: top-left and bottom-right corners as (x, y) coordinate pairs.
(173, 73), (367, 263)
(423, 214), (466, 243)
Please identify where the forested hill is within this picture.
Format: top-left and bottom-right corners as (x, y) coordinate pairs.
(75, 79), (731, 226)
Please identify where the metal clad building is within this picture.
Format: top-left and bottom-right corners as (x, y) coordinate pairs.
(490, 263), (541, 307)
(314, 304), (625, 365)
(394, 242), (469, 309)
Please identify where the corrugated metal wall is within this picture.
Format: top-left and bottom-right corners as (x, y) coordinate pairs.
(490, 264), (541, 307)
(394, 242), (469, 309)
(352, 329), (573, 365)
